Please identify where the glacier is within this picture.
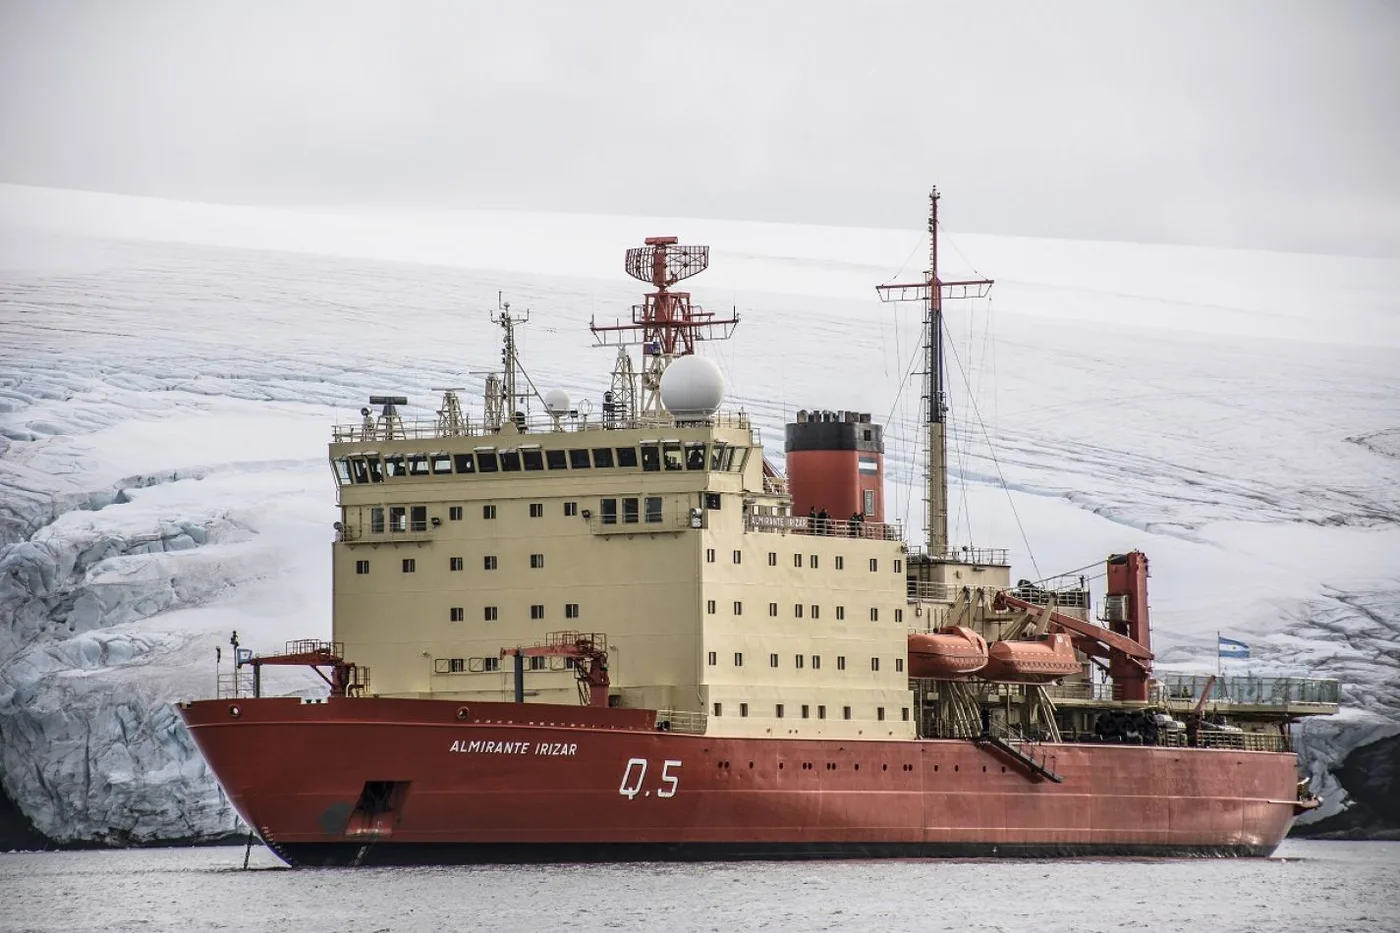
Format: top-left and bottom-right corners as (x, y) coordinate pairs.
(1, 183), (1397, 845)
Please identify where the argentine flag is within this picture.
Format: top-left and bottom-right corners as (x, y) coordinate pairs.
(1218, 636), (1250, 659)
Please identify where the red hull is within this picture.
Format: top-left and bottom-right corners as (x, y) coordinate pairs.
(179, 697), (1302, 866)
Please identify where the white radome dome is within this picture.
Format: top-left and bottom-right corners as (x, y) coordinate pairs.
(660, 355), (725, 419)
(544, 388), (571, 414)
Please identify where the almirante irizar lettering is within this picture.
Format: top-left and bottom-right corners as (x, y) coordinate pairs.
(449, 739), (578, 756)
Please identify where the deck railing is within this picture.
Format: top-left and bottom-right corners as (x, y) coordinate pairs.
(332, 410), (753, 442)
(655, 709), (707, 734)
(1159, 674), (1340, 708)
(747, 514), (904, 541)
(907, 545), (1010, 566)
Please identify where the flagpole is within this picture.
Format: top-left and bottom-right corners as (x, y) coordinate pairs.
(1216, 630), (1222, 679)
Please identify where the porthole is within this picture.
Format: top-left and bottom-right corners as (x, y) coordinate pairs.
(228, 705), (241, 718)
(456, 706), (470, 720)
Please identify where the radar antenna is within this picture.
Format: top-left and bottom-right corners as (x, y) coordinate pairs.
(590, 237), (738, 418)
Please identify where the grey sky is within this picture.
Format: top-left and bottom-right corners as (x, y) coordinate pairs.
(2, 1), (1397, 256)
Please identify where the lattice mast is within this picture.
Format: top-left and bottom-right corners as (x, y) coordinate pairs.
(491, 294), (532, 430)
(876, 188), (994, 557)
(590, 237), (738, 418)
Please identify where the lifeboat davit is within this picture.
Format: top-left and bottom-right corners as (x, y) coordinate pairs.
(908, 626), (989, 679)
(980, 632), (1080, 683)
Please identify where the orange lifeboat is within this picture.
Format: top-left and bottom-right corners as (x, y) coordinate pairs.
(907, 626), (989, 679)
(980, 632), (1080, 683)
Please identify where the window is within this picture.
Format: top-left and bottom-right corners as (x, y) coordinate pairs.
(794, 553), (802, 568)
(645, 496), (663, 524)
(871, 657), (880, 671)
(895, 609), (904, 623)
(769, 653), (779, 668)
(385, 456), (406, 478)
(835, 556), (844, 570)
(775, 704), (785, 719)
(484, 556), (498, 570)
(733, 652), (744, 667)
(836, 606), (845, 621)
(432, 454), (452, 474)
(809, 555), (818, 569)
(869, 558), (878, 572)
(600, 498), (617, 525)
(801, 705), (810, 719)
(768, 552), (777, 566)
(449, 658), (466, 673)
(707, 651), (717, 666)
(402, 558), (416, 573)
(410, 506), (427, 532)
(794, 604), (804, 619)
(482, 657), (500, 672)
(902, 707), (911, 722)
(837, 656), (847, 671)
(522, 450), (544, 471)
(894, 559), (903, 574)
(769, 602), (778, 617)
(732, 550), (742, 564)
(546, 449), (568, 470)
(569, 449), (591, 469)
(530, 553), (545, 569)
(622, 497), (639, 524)
(842, 706), (852, 720)
(453, 453), (475, 474)
(740, 703), (749, 718)
(484, 606), (498, 621)
(529, 656), (547, 671)
(450, 607), (464, 622)
(449, 557), (464, 571)
(565, 603), (579, 619)
(564, 501), (578, 517)
(449, 506), (463, 521)
(707, 600), (717, 615)
(877, 707), (886, 722)
(500, 450), (521, 472)
(476, 452), (498, 473)
(870, 608), (879, 622)
(334, 459), (351, 484)
(530, 605), (545, 620)
(615, 447), (639, 468)
(896, 658), (905, 673)
(389, 506), (406, 533)
(733, 601), (743, 616)
(795, 655), (804, 669)
(408, 455), (430, 476)
(370, 508), (385, 534)
(811, 605), (820, 620)
(662, 442), (683, 471)
(640, 444), (661, 472)
(812, 655), (821, 670)
(685, 442), (707, 470)
(706, 548), (716, 563)
(818, 705), (827, 720)
(355, 560), (369, 575)
(713, 703), (723, 717)
(482, 504), (496, 520)
(592, 448), (614, 468)
(529, 503), (544, 518)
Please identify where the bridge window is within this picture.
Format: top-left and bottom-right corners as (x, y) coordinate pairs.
(522, 450), (544, 471)
(432, 453), (452, 474)
(663, 442), (684, 470)
(546, 449), (567, 470)
(592, 448), (614, 468)
(348, 458), (369, 484)
(408, 456), (430, 476)
(710, 444), (727, 471)
(500, 450), (521, 471)
(370, 508), (385, 534)
(640, 444), (661, 471)
(476, 451), (499, 473)
(453, 453), (475, 474)
(366, 458), (383, 482)
(384, 456), (406, 478)
(645, 497), (663, 523)
(615, 447), (639, 468)
(685, 443), (706, 470)
(334, 459), (351, 484)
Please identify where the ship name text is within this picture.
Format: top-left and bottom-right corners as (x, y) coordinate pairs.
(449, 739), (578, 756)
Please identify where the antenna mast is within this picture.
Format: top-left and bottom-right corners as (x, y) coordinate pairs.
(876, 188), (993, 558)
(590, 237), (738, 418)
(491, 293), (532, 430)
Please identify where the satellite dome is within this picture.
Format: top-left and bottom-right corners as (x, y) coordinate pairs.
(660, 355), (725, 419)
(544, 388), (571, 414)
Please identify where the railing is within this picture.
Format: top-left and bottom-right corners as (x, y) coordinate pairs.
(655, 709), (708, 734)
(1158, 674), (1340, 708)
(746, 514), (904, 541)
(762, 475), (789, 495)
(1042, 681), (1119, 704)
(216, 671), (255, 700)
(907, 545), (1010, 566)
(332, 410), (753, 442)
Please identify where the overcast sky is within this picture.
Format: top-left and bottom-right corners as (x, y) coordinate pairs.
(2, 1), (1397, 256)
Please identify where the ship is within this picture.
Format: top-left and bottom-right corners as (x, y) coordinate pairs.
(177, 188), (1339, 867)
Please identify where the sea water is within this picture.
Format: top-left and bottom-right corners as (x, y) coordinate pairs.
(2, 839), (1397, 932)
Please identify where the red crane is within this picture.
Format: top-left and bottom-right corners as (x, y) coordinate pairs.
(501, 631), (611, 707)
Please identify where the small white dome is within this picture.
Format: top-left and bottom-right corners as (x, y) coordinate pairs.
(660, 355), (725, 419)
(544, 388), (571, 413)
